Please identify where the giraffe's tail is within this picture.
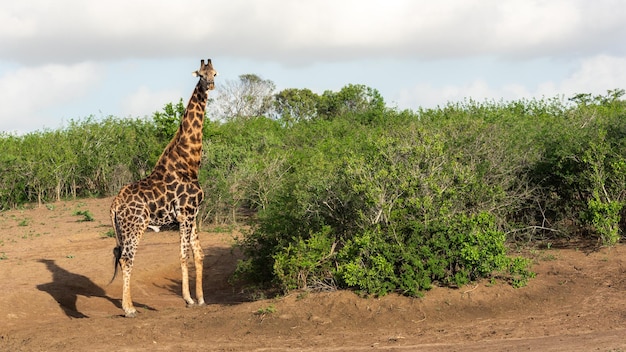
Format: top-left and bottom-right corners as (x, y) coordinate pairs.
(110, 246), (122, 285)
(109, 210), (123, 285)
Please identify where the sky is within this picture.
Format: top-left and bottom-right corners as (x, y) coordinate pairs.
(1, 0), (626, 134)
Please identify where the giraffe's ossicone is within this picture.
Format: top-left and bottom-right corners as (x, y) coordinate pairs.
(109, 59), (217, 318)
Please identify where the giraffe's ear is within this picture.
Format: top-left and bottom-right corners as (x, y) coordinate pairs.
(192, 70), (199, 77)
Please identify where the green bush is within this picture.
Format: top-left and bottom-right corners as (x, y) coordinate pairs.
(199, 117), (285, 225)
(0, 116), (163, 208)
(272, 227), (337, 292)
(333, 212), (534, 296)
(585, 198), (623, 246)
(530, 90), (626, 244)
(236, 106), (536, 296)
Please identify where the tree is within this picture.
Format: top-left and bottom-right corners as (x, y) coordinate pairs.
(153, 99), (186, 140)
(318, 84), (385, 121)
(273, 88), (320, 125)
(213, 74), (276, 120)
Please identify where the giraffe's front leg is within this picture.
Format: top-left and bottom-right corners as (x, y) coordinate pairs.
(180, 226), (196, 307)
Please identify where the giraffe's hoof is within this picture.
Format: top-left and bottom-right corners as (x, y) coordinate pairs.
(186, 301), (206, 308)
(124, 310), (137, 318)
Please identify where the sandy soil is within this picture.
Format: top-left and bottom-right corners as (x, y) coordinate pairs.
(1, 197), (625, 351)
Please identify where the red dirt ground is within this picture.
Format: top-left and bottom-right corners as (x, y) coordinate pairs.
(1, 197), (625, 351)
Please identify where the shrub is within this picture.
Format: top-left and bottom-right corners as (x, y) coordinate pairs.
(235, 107), (536, 296)
(272, 227), (337, 292)
(0, 117), (162, 207)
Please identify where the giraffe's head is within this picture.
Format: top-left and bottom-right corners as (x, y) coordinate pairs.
(192, 58), (218, 91)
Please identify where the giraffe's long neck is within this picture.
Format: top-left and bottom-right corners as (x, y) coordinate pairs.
(152, 81), (209, 180)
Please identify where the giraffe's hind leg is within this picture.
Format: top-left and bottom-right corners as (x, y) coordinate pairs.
(120, 255), (138, 317)
(111, 194), (148, 317)
(116, 224), (145, 317)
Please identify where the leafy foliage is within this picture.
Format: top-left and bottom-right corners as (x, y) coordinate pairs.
(2, 81), (625, 299)
(274, 88), (320, 125)
(237, 105), (538, 296)
(0, 116), (162, 209)
(153, 99), (186, 140)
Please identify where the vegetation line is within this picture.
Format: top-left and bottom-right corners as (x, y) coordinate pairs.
(2, 80), (625, 297)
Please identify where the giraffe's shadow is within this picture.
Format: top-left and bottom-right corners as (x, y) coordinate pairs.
(159, 246), (251, 305)
(36, 259), (155, 318)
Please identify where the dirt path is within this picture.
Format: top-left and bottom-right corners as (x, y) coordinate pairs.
(1, 197), (625, 351)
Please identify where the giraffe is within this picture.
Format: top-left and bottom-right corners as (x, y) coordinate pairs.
(109, 59), (217, 317)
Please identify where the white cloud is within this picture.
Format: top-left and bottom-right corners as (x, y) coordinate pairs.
(550, 55), (626, 96)
(0, 2), (38, 38)
(121, 86), (183, 118)
(0, 62), (101, 133)
(1, 1), (625, 133)
(396, 80), (527, 109)
(492, 1), (579, 49)
(397, 55), (626, 109)
(1, 1), (624, 65)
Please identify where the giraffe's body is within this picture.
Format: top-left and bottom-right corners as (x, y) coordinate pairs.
(110, 59), (217, 317)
